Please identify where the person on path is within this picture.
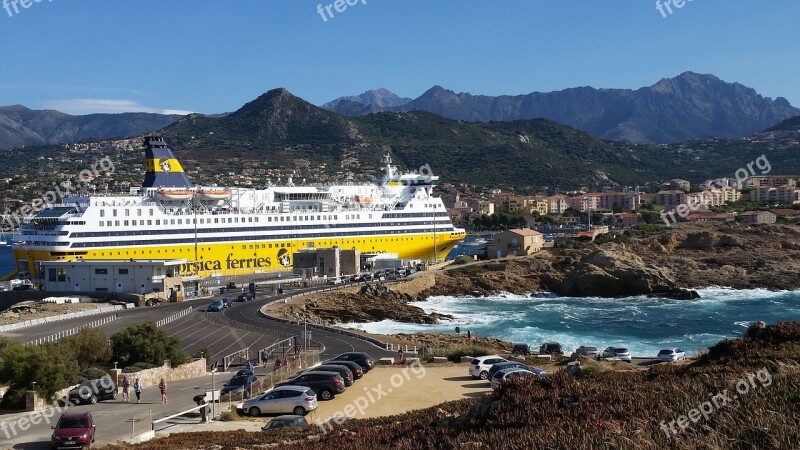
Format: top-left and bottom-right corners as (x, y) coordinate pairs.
(121, 376), (130, 403)
(133, 378), (143, 403)
(246, 360), (255, 374)
(282, 356), (288, 370)
(274, 358), (282, 372)
(159, 378), (168, 404)
(398, 348), (405, 364)
(261, 350), (269, 368)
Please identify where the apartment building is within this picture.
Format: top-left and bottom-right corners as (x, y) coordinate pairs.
(653, 190), (687, 210)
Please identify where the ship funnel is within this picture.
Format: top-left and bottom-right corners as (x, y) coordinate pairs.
(141, 135), (194, 188)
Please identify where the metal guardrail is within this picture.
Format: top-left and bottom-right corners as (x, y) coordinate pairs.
(26, 313), (120, 345)
(0, 304), (124, 332)
(155, 306), (193, 327)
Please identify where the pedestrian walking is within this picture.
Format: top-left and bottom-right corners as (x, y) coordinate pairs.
(398, 348), (404, 363)
(274, 358), (282, 372)
(246, 360), (255, 374)
(261, 350), (269, 368)
(121, 376), (130, 403)
(133, 378), (143, 403)
(282, 356), (288, 370)
(159, 378), (168, 404)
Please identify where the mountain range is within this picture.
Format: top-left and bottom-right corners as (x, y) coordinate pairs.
(156, 88), (800, 191)
(0, 105), (183, 150)
(323, 72), (800, 144)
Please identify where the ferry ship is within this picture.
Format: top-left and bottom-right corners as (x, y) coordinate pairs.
(9, 136), (466, 280)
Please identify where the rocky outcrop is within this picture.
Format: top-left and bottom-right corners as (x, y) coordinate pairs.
(277, 282), (454, 326)
(423, 223), (800, 299)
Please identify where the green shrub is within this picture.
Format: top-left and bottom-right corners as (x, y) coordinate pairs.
(111, 322), (189, 368)
(453, 255), (473, 265)
(79, 367), (109, 381)
(219, 409), (237, 422)
(0, 387), (26, 411)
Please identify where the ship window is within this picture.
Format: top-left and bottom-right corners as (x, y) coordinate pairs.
(95, 268), (108, 275)
(156, 220), (160, 225)
(178, 219), (182, 224)
(214, 219), (219, 223)
(115, 221), (120, 226)
(124, 221), (129, 226)
(100, 210), (105, 218)
(149, 209), (154, 216)
(99, 222), (103, 227)
(137, 209), (141, 216)
(269, 244), (272, 248)
(113, 210), (117, 217)
(171, 219), (175, 225)
(249, 245), (254, 250)
(125, 210), (130, 217)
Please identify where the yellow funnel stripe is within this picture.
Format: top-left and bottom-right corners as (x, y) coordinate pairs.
(146, 158), (185, 173)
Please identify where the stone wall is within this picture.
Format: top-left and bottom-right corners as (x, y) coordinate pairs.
(0, 291), (140, 313)
(120, 358), (207, 389)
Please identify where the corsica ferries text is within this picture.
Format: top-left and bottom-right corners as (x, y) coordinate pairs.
(179, 251), (290, 273)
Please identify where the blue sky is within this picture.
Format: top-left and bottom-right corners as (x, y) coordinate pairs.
(1, 0), (798, 115)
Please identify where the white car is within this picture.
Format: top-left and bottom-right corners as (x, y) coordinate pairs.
(657, 348), (686, 362)
(576, 345), (600, 358)
(602, 347), (632, 362)
(242, 385), (318, 417)
(468, 355), (507, 380)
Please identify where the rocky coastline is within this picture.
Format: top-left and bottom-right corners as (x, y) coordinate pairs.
(269, 222), (800, 327)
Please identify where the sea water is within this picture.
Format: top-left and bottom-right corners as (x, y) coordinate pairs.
(340, 288), (800, 356)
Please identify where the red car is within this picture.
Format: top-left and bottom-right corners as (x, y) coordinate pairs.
(51, 412), (95, 449)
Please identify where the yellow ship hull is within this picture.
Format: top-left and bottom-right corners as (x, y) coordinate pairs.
(12, 230), (466, 278)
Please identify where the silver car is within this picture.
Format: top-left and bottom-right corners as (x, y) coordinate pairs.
(242, 386), (318, 417)
(576, 346), (600, 358)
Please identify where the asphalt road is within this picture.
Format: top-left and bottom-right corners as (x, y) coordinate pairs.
(0, 372), (239, 450)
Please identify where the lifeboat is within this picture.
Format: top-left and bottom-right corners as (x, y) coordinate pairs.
(355, 195), (373, 203)
(196, 187), (233, 200)
(156, 188), (195, 201)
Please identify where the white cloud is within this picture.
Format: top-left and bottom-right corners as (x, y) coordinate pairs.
(40, 99), (194, 115)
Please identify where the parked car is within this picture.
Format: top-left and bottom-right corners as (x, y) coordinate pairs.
(490, 368), (538, 390)
(602, 347), (632, 362)
(299, 364), (354, 386)
(261, 415), (308, 431)
(220, 374), (258, 397)
(468, 355), (507, 380)
(276, 371), (345, 401)
(576, 345), (600, 358)
(539, 342), (564, 356)
(329, 352), (375, 372)
(208, 298), (225, 312)
(242, 386), (318, 417)
(488, 361), (530, 380)
(227, 281), (237, 289)
(657, 348), (686, 362)
(321, 360), (364, 380)
(511, 343), (531, 355)
(362, 273), (374, 281)
(51, 412), (95, 449)
(66, 378), (117, 405)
